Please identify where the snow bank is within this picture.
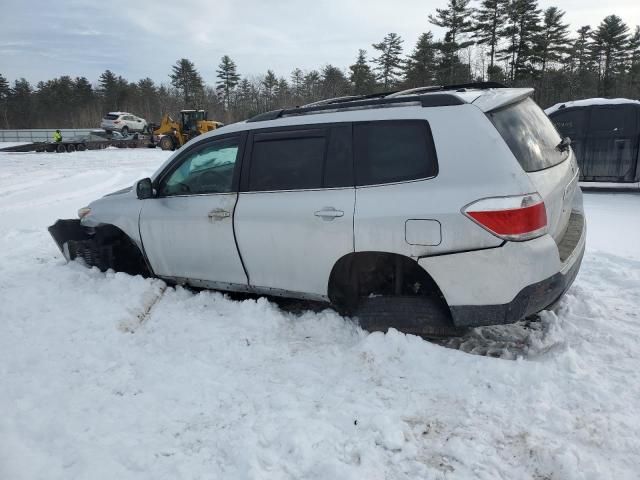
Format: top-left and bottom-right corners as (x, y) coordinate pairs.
(1, 148), (640, 479)
(545, 97), (640, 115)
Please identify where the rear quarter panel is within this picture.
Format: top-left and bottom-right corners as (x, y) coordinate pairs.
(354, 105), (536, 258)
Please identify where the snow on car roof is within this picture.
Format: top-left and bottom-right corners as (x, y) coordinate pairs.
(545, 98), (640, 115)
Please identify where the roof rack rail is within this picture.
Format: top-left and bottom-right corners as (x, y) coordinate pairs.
(301, 90), (399, 108)
(387, 82), (507, 98)
(246, 92), (465, 123)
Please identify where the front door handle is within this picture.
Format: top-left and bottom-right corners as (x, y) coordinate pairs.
(208, 208), (231, 220)
(314, 207), (344, 220)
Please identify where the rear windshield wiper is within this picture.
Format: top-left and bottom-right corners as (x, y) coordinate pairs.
(556, 136), (572, 152)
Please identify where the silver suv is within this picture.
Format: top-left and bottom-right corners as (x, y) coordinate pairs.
(50, 84), (586, 335)
(100, 112), (149, 136)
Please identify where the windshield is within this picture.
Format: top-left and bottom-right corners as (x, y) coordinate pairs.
(488, 97), (568, 172)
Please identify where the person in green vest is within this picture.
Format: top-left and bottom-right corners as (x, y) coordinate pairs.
(53, 129), (62, 142)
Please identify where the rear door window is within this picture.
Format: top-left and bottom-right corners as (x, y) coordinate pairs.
(247, 125), (353, 191)
(488, 97), (568, 172)
(354, 120), (437, 186)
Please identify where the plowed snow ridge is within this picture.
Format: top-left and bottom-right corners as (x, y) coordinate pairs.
(1, 147), (639, 479)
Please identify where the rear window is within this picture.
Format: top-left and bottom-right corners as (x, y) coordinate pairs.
(488, 98), (567, 172)
(354, 120), (437, 186)
(104, 114), (119, 120)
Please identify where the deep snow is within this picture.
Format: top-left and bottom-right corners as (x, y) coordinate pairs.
(1, 147), (639, 479)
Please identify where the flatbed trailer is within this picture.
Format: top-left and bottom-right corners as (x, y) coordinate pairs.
(0, 136), (155, 153)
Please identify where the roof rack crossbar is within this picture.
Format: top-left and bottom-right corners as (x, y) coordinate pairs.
(246, 93), (464, 123)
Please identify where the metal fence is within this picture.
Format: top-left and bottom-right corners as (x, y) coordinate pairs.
(0, 129), (95, 143)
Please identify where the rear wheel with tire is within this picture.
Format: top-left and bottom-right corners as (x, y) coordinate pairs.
(121, 126), (129, 136)
(76, 143), (87, 151)
(56, 143), (66, 153)
(66, 144), (76, 152)
(355, 295), (463, 338)
(159, 135), (175, 151)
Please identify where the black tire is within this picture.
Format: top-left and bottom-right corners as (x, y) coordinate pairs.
(159, 136), (175, 151)
(121, 126), (129, 136)
(56, 143), (66, 153)
(355, 295), (463, 338)
(45, 144), (56, 152)
(128, 141), (137, 148)
(76, 143), (87, 151)
(66, 144), (76, 152)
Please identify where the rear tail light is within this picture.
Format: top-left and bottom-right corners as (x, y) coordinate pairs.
(114, 120), (120, 124)
(462, 193), (547, 241)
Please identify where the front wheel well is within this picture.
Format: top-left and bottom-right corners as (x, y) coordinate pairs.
(83, 223), (151, 277)
(327, 251), (450, 314)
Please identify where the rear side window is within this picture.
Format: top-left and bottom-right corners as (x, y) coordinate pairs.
(354, 120), (437, 186)
(248, 125), (353, 191)
(104, 114), (119, 120)
(489, 97), (567, 172)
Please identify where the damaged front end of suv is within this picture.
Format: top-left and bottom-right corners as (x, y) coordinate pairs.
(48, 185), (151, 277)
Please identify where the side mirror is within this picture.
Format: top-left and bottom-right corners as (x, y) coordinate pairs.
(136, 178), (154, 199)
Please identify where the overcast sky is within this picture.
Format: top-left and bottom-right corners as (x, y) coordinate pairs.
(1, 0), (638, 86)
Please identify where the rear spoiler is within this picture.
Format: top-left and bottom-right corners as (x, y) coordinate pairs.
(471, 88), (534, 113)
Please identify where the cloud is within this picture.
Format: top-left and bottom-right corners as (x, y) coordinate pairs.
(1, 0), (638, 85)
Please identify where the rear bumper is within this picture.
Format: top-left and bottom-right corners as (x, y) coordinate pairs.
(449, 243), (584, 327)
(419, 211), (586, 327)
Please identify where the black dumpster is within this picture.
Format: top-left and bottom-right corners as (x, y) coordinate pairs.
(546, 99), (640, 184)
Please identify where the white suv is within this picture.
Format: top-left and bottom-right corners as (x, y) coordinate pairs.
(50, 84), (585, 336)
(100, 112), (148, 136)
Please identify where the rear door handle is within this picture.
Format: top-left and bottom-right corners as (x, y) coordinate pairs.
(208, 208), (231, 220)
(314, 207), (344, 220)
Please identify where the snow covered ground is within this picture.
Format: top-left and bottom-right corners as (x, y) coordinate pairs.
(1, 146), (639, 479)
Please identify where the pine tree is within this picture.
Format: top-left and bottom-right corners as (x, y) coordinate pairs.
(262, 70), (278, 109)
(569, 26), (597, 98)
(404, 33), (438, 87)
(320, 64), (351, 98)
(303, 70), (321, 101)
(371, 33), (404, 89)
(349, 49), (377, 95)
(534, 7), (569, 78)
(275, 77), (290, 105)
(170, 58), (204, 105)
(10, 78), (33, 128)
(629, 26), (640, 97)
(290, 68), (305, 101)
(0, 73), (10, 128)
(429, 0), (474, 83)
(98, 70), (119, 110)
(574, 26), (594, 73)
(216, 55), (240, 111)
(498, 0), (542, 83)
(472, 0), (508, 75)
(591, 15), (630, 95)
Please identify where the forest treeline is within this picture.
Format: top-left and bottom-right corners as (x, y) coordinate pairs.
(1, 0), (639, 129)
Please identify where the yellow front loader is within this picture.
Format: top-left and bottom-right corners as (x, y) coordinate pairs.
(153, 109), (224, 151)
